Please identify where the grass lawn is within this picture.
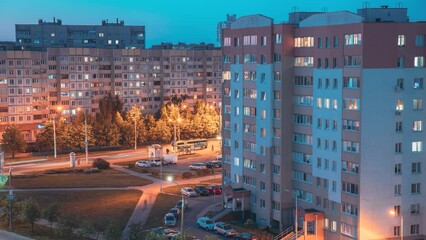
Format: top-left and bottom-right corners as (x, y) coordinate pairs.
(142, 193), (180, 230)
(11, 168), (152, 189)
(0, 222), (91, 240)
(0, 189), (141, 238)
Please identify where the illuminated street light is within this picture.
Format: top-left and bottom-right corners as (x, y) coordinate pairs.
(390, 210), (403, 240)
(77, 107), (89, 164)
(167, 176), (184, 240)
(53, 106), (62, 159)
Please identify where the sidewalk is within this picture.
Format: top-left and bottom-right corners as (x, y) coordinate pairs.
(0, 230), (34, 240)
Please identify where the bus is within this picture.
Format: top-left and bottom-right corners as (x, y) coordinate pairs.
(175, 139), (208, 151)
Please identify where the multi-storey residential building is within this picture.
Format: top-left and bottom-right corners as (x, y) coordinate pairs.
(222, 6), (426, 239)
(15, 18), (145, 50)
(216, 14), (237, 46)
(0, 45), (222, 142)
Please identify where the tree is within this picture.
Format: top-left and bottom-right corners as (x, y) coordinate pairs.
(35, 122), (54, 152)
(144, 114), (157, 143)
(22, 197), (40, 233)
(42, 202), (58, 236)
(56, 214), (77, 237)
(144, 232), (168, 240)
(1, 125), (26, 158)
(103, 220), (122, 240)
(128, 222), (144, 240)
(77, 219), (96, 238)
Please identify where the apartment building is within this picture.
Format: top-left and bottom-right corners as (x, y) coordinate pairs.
(0, 45), (222, 142)
(15, 18), (145, 50)
(222, 6), (426, 239)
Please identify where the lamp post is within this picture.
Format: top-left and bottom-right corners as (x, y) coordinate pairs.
(53, 106), (62, 159)
(77, 107), (89, 164)
(169, 117), (182, 154)
(314, 213), (317, 240)
(285, 189), (299, 235)
(390, 210), (403, 240)
(167, 176), (184, 240)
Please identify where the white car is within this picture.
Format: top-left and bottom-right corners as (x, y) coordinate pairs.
(189, 162), (207, 170)
(135, 160), (151, 168)
(181, 187), (197, 197)
(150, 159), (162, 167)
(214, 222), (237, 237)
(196, 217), (215, 231)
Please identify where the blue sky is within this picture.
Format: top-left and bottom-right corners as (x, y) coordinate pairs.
(0, 0), (424, 47)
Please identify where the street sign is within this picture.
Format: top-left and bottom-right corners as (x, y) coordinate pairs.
(8, 193), (14, 201)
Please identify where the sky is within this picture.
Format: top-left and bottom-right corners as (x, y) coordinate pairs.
(0, 0), (424, 47)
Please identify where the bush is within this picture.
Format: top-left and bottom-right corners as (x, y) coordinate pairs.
(182, 172), (193, 179)
(196, 169), (211, 176)
(92, 158), (110, 170)
(83, 168), (100, 174)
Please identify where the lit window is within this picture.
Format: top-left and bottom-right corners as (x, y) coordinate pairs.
(414, 56), (424, 67)
(413, 121), (422, 132)
(234, 157), (240, 166)
(397, 35), (405, 46)
(412, 141), (422, 152)
(50, 33), (55, 37)
(108, 40), (112, 44)
(99, 33), (104, 37)
(413, 99), (423, 110)
(414, 78), (423, 89)
(223, 37), (231, 46)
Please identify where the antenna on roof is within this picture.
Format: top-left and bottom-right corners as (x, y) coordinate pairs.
(396, 2), (403, 8)
(322, 7), (328, 12)
(292, 6), (298, 13)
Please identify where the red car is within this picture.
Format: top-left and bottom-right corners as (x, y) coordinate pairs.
(207, 185), (222, 195)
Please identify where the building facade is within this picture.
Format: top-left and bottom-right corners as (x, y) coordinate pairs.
(0, 45), (222, 142)
(15, 18), (145, 50)
(216, 14), (237, 46)
(222, 6), (426, 239)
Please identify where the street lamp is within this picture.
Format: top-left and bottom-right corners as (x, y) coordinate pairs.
(169, 117), (182, 154)
(53, 106), (62, 159)
(390, 210), (403, 240)
(77, 107), (89, 164)
(167, 176), (184, 240)
(285, 189), (299, 235)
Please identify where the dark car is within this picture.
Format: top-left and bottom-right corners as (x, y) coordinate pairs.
(206, 160), (222, 169)
(194, 185), (209, 196)
(236, 232), (260, 240)
(169, 207), (181, 219)
(175, 199), (188, 210)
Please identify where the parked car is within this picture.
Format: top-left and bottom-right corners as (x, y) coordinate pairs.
(189, 162), (207, 170)
(236, 232), (260, 240)
(206, 160), (222, 168)
(175, 199), (188, 210)
(207, 185), (222, 195)
(135, 160), (151, 168)
(214, 222), (237, 237)
(164, 213), (176, 227)
(196, 217), (215, 231)
(194, 185), (209, 196)
(181, 187), (197, 197)
(150, 159), (163, 167)
(151, 227), (180, 240)
(169, 207), (181, 219)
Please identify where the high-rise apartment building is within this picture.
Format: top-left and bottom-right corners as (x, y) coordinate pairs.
(216, 14), (237, 46)
(222, 6), (426, 239)
(0, 45), (222, 142)
(15, 18), (145, 50)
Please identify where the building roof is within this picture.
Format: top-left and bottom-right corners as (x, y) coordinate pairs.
(299, 11), (363, 27)
(231, 14), (273, 29)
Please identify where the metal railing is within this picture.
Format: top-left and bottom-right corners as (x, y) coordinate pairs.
(273, 226), (294, 240)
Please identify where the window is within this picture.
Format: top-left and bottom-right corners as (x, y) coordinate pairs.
(395, 142), (402, 153)
(343, 120), (360, 131)
(293, 170), (312, 183)
(325, 37), (330, 48)
(343, 99), (360, 110)
(234, 157), (240, 166)
(331, 221), (337, 232)
(411, 203), (420, 214)
(294, 37), (314, 47)
(243, 35), (257, 45)
(234, 37), (239, 47)
(414, 78), (423, 89)
(243, 159), (256, 169)
(273, 53), (281, 62)
(341, 222), (357, 237)
(393, 205), (401, 215)
(342, 181), (359, 195)
(317, 58), (322, 68)
(260, 199), (266, 208)
(342, 161), (359, 174)
(395, 163), (402, 174)
(294, 76), (313, 86)
(411, 183), (421, 194)
(415, 35), (425, 46)
(343, 77), (360, 88)
(261, 36), (267, 46)
(342, 141), (359, 153)
(275, 34), (282, 44)
(295, 57), (314, 67)
(272, 164), (280, 175)
(317, 37), (322, 48)
(397, 57), (405, 68)
(412, 162), (421, 174)
(413, 120), (422, 131)
(414, 56), (424, 67)
(394, 184), (401, 195)
(317, 158), (322, 168)
(344, 56), (362, 67)
(394, 226), (401, 236)
(272, 182), (281, 193)
(274, 71), (281, 81)
(412, 141), (422, 152)
(396, 99), (404, 111)
(324, 219), (329, 229)
(344, 33), (362, 45)
(272, 201), (280, 211)
(397, 35), (406, 46)
(333, 36), (339, 48)
(413, 99), (423, 110)
(395, 121), (403, 132)
(223, 37), (231, 46)
(411, 224), (420, 234)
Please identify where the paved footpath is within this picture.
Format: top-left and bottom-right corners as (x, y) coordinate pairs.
(0, 230), (34, 240)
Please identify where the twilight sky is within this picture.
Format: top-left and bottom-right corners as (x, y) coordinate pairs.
(0, 0), (424, 47)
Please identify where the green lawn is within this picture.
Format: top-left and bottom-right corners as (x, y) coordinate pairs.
(11, 168), (152, 189)
(142, 193), (180, 230)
